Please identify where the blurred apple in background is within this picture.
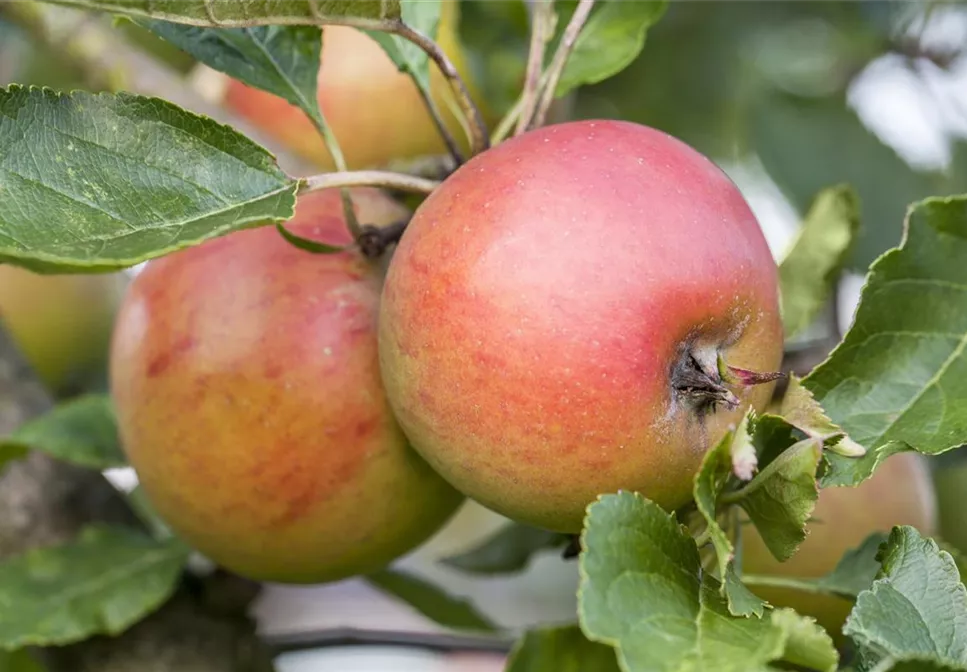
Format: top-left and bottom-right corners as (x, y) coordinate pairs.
(221, 0), (488, 171)
(0, 265), (126, 395)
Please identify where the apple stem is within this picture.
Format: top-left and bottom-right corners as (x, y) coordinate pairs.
(414, 85), (466, 167)
(357, 219), (410, 259)
(387, 21), (491, 157)
(524, 0), (596, 132)
(561, 534), (582, 560)
(302, 171), (441, 196)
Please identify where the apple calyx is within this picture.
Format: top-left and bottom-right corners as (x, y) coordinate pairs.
(672, 349), (784, 415)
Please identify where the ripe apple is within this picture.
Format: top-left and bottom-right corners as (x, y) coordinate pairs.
(109, 187), (465, 584)
(928, 454), (967, 558)
(741, 451), (938, 639)
(0, 266), (125, 394)
(377, 119), (785, 533)
(222, 1), (484, 171)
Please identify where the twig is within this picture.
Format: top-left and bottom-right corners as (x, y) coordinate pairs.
(302, 171), (440, 195)
(388, 20), (490, 157)
(415, 83), (465, 166)
(516, 0), (556, 136)
(526, 0), (596, 131)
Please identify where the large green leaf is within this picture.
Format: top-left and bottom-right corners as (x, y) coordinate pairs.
(578, 491), (838, 672)
(803, 195), (967, 486)
(1, 395), (125, 469)
(0, 524), (190, 650)
(779, 185), (861, 338)
(135, 22), (324, 127)
(44, 1), (401, 26)
(556, 0), (668, 98)
(365, 569), (497, 633)
(0, 86), (297, 273)
(845, 526), (967, 669)
(505, 625), (620, 672)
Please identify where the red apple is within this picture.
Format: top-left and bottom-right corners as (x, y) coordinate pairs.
(377, 120), (784, 533)
(110, 188), (465, 583)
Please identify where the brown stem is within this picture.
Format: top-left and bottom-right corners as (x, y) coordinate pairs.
(357, 219), (410, 259)
(302, 171), (440, 195)
(515, 0), (556, 136)
(414, 83), (465, 166)
(526, 0), (596, 131)
(388, 20), (490, 157)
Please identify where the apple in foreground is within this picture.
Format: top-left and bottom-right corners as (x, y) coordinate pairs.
(741, 451), (938, 638)
(110, 188), (465, 584)
(377, 119), (785, 533)
(0, 266), (125, 394)
(223, 2), (482, 171)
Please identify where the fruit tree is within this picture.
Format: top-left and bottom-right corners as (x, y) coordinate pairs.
(1, 2), (966, 671)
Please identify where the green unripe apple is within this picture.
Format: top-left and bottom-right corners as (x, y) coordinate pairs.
(0, 266), (125, 394)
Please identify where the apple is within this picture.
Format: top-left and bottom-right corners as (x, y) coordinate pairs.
(222, 1), (484, 171)
(741, 451), (938, 639)
(0, 266), (125, 394)
(377, 119), (785, 533)
(109, 187), (465, 584)
(929, 454), (967, 558)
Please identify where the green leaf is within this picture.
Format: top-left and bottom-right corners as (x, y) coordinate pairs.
(0, 649), (46, 672)
(556, 0), (668, 98)
(803, 195), (967, 486)
(0, 524), (190, 650)
(735, 437), (823, 563)
(779, 375), (866, 458)
(578, 491), (838, 671)
(779, 185), (861, 338)
(365, 568), (497, 633)
(692, 414), (766, 616)
(0, 395), (125, 469)
(750, 89), (964, 271)
(0, 86), (298, 273)
(869, 657), (966, 672)
(45, 1), (400, 26)
(505, 625), (620, 672)
(135, 22), (324, 127)
(365, 0), (440, 95)
(743, 532), (888, 601)
(770, 609), (839, 672)
(845, 526), (967, 668)
(438, 522), (569, 575)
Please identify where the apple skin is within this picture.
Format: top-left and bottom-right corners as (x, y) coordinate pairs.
(109, 187), (466, 584)
(222, 2), (483, 171)
(933, 456), (967, 557)
(0, 267), (125, 394)
(377, 119), (784, 533)
(741, 451), (938, 639)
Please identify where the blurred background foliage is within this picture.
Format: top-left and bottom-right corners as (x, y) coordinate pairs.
(1, 0), (965, 275)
